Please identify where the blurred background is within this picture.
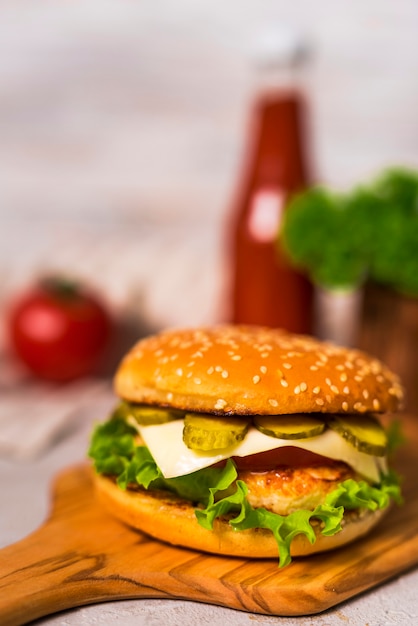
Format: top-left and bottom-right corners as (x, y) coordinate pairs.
(0, 0), (417, 410)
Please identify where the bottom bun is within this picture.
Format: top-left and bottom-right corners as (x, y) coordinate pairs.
(93, 473), (387, 559)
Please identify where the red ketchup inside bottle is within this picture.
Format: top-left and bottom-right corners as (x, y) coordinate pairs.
(228, 91), (313, 334)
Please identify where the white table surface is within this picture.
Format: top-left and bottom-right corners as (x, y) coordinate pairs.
(1, 377), (418, 626)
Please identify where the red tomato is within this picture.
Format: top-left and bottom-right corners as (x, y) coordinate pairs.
(232, 447), (332, 471)
(8, 278), (112, 381)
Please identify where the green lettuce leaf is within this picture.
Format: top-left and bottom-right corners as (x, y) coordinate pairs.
(195, 472), (401, 567)
(88, 415), (137, 476)
(88, 416), (402, 567)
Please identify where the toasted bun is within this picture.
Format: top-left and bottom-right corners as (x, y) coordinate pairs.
(114, 325), (403, 416)
(94, 473), (387, 559)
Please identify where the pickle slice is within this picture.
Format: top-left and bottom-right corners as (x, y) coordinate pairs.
(183, 414), (251, 451)
(110, 402), (130, 421)
(121, 401), (184, 425)
(327, 414), (387, 456)
(254, 414), (325, 440)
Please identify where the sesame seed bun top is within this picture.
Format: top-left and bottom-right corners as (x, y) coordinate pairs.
(114, 325), (404, 416)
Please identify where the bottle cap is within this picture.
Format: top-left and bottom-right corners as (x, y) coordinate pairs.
(253, 25), (310, 70)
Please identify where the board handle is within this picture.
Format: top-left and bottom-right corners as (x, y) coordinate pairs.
(0, 523), (99, 626)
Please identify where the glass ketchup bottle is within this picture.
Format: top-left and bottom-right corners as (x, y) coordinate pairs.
(227, 34), (314, 334)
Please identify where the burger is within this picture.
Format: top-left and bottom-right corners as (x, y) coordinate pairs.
(89, 325), (403, 567)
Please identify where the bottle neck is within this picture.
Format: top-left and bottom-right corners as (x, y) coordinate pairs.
(247, 91), (308, 190)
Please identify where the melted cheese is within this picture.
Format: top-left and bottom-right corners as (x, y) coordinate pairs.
(130, 418), (387, 483)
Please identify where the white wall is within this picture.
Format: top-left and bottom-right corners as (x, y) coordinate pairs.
(1, 0), (417, 221)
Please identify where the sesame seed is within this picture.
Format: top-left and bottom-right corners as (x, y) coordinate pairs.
(231, 355), (242, 361)
(363, 389), (369, 400)
(354, 376), (362, 382)
(326, 395), (332, 403)
(221, 370), (228, 379)
(283, 363), (292, 370)
(261, 352), (269, 358)
(260, 366), (267, 374)
(371, 361), (382, 374)
(336, 364), (345, 371)
(186, 372), (193, 378)
(167, 392), (173, 401)
(300, 382), (308, 392)
(373, 398), (380, 410)
(269, 399), (279, 407)
(316, 398), (325, 406)
(215, 399), (227, 410)
(343, 386), (350, 394)
(313, 386), (320, 394)
(294, 386), (301, 394)
(253, 375), (261, 384)
(280, 379), (289, 388)
(325, 378), (332, 386)
(342, 402), (349, 411)
(340, 373), (348, 382)
(207, 366), (214, 375)
(331, 385), (339, 394)
(176, 368), (183, 377)
(310, 365), (319, 371)
(194, 378), (202, 385)
(354, 402), (363, 412)
(215, 366), (223, 372)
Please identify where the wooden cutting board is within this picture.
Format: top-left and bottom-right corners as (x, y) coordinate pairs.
(1, 418), (418, 626)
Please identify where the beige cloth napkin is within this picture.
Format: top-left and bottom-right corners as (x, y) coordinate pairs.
(0, 375), (111, 459)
